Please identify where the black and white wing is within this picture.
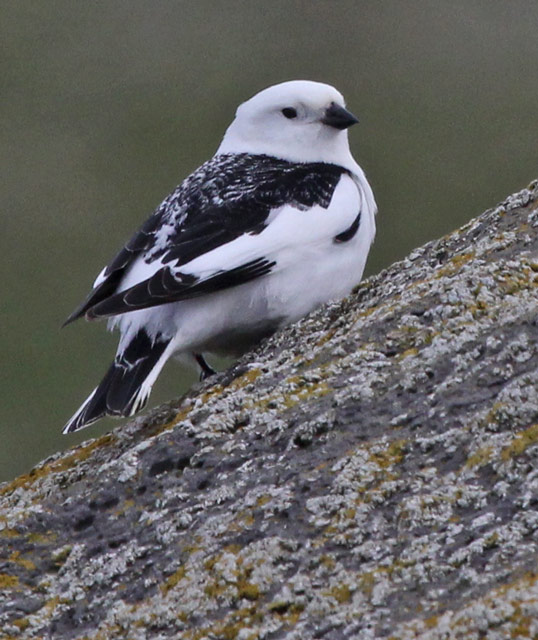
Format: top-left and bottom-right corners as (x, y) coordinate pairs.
(65, 153), (356, 324)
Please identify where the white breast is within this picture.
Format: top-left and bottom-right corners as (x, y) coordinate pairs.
(158, 173), (376, 355)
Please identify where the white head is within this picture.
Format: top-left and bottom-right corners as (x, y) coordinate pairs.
(217, 80), (360, 170)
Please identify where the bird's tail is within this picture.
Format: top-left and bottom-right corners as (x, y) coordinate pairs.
(63, 329), (172, 434)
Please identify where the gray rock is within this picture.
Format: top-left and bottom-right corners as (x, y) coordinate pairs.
(2, 179), (538, 639)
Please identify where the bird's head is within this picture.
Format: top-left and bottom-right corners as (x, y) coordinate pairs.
(218, 80), (360, 168)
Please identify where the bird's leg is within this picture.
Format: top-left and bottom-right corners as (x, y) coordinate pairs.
(193, 352), (217, 381)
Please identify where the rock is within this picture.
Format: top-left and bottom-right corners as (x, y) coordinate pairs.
(1, 180), (538, 639)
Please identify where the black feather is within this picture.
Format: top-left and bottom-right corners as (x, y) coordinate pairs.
(64, 153), (348, 324)
(62, 214), (165, 326)
(88, 258), (276, 319)
(63, 330), (169, 433)
(334, 211), (361, 243)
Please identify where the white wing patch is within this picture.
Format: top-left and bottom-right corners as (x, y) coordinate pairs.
(178, 174), (361, 281)
(93, 266), (108, 288)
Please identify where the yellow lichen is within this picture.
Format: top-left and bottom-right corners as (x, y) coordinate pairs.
(484, 532), (500, 549)
(280, 381), (331, 409)
(398, 347), (419, 360)
(483, 402), (504, 427)
(238, 510), (255, 527)
(204, 580), (228, 599)
(284, 602), (305, 626)
(353, 305), (378, 321)
(237, 581), (260, 601)
(370, 439), (407, 469)
(230, 368), (262, 389)
(204, 553), (221, 573)
(196, 606), (263, 640)
(161, 565), (187, 594)
(255, 495), (271, 508)
(0, 573), (19, 588)
(8, 551), (35, 571)
(154, 405), (194, 435)
(43, 596), (61, 614)
(435, 251), (475, 278)
(329, 584), (352, 603)
(12, 618), (30, 631)
(359, 571), (375, 595)
(510, 605), (532, 638)
(268, 601), (290, 613)
(161, 369), (262, 437)
(501, 424), (538, 461)
(0, 434), (116, 496)
(268, 601), (305, 625)
(424, 615), (439, 629)
(223, 543), (242, 554)
(241, 374), (331, 413)
(320, 555), (336, 570)
(27, 531), (56, 544)
(465, 446), (493, 469)
(315, 328), (337, 347)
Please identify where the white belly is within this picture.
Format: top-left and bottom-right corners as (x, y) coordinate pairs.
(114, 171), (376, 359)
(166, 207), (374, 356)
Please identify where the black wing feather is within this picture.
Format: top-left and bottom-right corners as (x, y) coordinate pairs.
(63, 210), (167, 326)
(87, 258), (276, 319)
(65, 154), (348, 324)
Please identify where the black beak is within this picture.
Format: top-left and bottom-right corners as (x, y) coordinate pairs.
(321, 102), (359, 130)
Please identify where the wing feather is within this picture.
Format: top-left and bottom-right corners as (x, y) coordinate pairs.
(87, 258), (276, 319)
(64, 153), (351, 325)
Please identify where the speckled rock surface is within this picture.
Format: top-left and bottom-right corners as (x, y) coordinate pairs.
(2, 180), (538, 640)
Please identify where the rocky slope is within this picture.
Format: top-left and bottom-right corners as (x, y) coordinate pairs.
(1, 180), (538, 639)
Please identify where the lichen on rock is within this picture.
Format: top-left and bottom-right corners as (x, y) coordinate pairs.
(1, 180), (538, 639)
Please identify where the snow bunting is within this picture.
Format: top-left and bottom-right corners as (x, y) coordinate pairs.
(63, 80), (376, 433)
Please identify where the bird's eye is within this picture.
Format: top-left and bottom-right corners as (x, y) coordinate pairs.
(281, 107), (298, 119)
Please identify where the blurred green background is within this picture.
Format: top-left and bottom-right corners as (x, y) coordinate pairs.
(2, 1), (537, 482)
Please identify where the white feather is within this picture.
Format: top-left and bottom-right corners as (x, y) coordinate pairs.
(182, 174), (362, 279)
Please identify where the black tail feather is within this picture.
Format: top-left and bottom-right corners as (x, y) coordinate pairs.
(63, 330), (170, 434)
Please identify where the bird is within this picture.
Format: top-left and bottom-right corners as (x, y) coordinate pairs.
(62, 80), (377, 434)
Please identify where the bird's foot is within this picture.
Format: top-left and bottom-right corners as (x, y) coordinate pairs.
(193, 353), (217, 381)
